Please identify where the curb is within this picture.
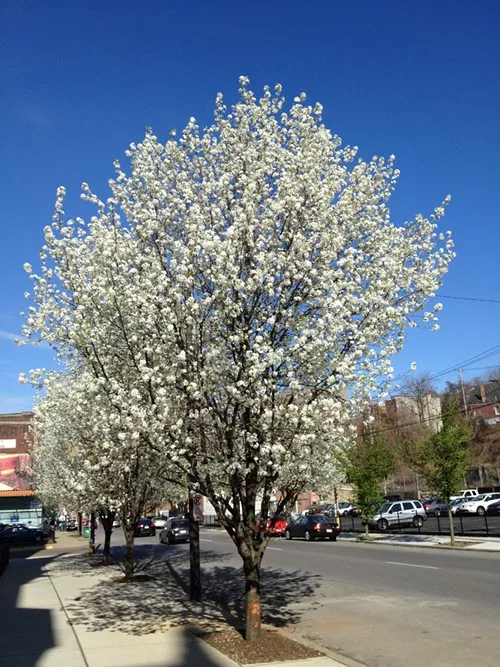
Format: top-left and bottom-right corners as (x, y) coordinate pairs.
(273, 626), (366, 667)
(340, 536), (500, 553)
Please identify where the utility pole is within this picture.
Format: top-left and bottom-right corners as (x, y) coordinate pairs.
(459, 369), (468, 416)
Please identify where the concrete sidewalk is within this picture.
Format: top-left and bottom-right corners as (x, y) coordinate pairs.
(0, 553), (356, 667)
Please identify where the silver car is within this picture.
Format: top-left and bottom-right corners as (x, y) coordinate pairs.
(368, 500), (427, 532)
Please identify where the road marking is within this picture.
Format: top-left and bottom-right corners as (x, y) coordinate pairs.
(200, 538), (213, 542)
(386, 561), (439, 570)
(267, 547), (283, 551)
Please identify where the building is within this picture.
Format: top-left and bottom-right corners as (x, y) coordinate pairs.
(383, 394), (442, 434)
(0, 412), (41, 526)
(468, 383), (500, 425)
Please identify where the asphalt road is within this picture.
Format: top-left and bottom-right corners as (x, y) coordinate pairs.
(102, 526), (500, 667)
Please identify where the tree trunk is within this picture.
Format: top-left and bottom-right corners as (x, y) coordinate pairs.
(448, 506), (455, 546)
(243, 556), (262, 641)
(88, 511), (96, 554)
(188, 492), (202, 601)
(123, 523), (136, 579)
(364, 520), (369, 539)
(100, 512), (114, 565)
(77, 512), (83, 536)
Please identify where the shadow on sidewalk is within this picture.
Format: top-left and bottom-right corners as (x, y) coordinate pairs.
(0, 554), (59, 666)
(54, 543), (321, 637)
(176, 627), (230, 667)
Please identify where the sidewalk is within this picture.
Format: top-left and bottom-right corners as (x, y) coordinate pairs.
(0, 552), (356, 667)
(338, 532), (500, 551)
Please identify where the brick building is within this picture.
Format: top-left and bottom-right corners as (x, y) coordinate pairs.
(0, 412), (40, 525)
(468, 383), (500, 425)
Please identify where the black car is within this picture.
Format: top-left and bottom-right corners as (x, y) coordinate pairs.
(159, 517), (190, 544)
(1, 524), (46, 545)
(66, 518), (78, 531)
(134, 518), (156, 537)
(383, 494), (402, 503)
(285, 514), (340, 541)
(487, 500), (500, 516)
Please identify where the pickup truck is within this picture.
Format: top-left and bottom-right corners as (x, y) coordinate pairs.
(450, 489), (479, 501)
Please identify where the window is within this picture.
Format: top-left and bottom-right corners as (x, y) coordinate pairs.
(391, 503), (402, 513)
(413, 501), (423, 509)
(403, 502), (414, 511)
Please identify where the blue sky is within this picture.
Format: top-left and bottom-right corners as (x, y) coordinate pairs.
(1, 1), (499, 412)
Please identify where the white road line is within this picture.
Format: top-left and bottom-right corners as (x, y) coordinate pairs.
(267, 547), (283, 551)
(386, 561), (439, 570)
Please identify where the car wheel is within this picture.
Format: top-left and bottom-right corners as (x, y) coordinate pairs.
(377, 519), (389, 532)
(477, 506), (485, 516)
(343, 510), (349, 516)
(329, 535), (337, 541)
(285, 530), (292, 540)
(413, 516), (424, 528)
(305, 530), (314, 541)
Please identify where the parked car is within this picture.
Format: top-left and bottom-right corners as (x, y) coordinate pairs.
(159, 517), (190, 544)
(486, 500), (500, 516)
(112, 518), (121, 528)
(456, 493), (500, 516)
(367, 500), (427, 532)
(285, 514), (340, 541)
(1, 524), (46, 545)
(151, 516), (167, 529)
(450, 497), (470, 515)
(450, 489), (479, 501)
(134, 518), (156, 537)
(337, 502), (361, 517)
(254, 513), (289, 537)
(65, 518), (78, 531)
(423, 499), (449, 517)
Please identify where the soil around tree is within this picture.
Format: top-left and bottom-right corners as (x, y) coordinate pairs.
(201, 627), (324, 664)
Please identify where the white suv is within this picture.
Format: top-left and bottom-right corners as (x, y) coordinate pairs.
(368, 500), (427, 532)
(458, 493), (500, 516)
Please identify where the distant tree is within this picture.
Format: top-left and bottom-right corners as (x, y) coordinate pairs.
(342, 430), (394, 538)
(415, 400), (473, 545)
(398, 372), (438, 399)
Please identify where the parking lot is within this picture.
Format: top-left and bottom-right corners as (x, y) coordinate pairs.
(340, 512), (500, 537)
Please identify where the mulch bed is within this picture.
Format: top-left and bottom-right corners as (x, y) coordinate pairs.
(438, 541), (479, 548)
(201, 627), (323, 664)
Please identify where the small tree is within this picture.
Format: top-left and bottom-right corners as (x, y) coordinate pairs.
(343, 430), (394, 537)
(415, 400), (473, 545)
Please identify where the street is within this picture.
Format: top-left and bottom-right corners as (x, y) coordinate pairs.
(99, 526), (500, 667)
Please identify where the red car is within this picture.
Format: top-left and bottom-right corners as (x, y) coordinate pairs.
(254, 513), (288, 537)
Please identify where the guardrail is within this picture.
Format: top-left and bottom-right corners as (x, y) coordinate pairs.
(340, 512), (500, 537)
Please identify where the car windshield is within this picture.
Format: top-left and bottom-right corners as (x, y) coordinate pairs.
(378, 503), (391, 514)
(313, 515), (333, 522)
(468, 495), (485, 502)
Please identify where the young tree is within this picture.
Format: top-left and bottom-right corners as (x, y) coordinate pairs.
(342, 431), (394, 537)
(415, 400), (473, 545)
(23, 78), (455, 639)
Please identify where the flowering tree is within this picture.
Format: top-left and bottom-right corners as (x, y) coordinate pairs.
(24, 78), (454, 639)
(25, 367), (180, 574)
